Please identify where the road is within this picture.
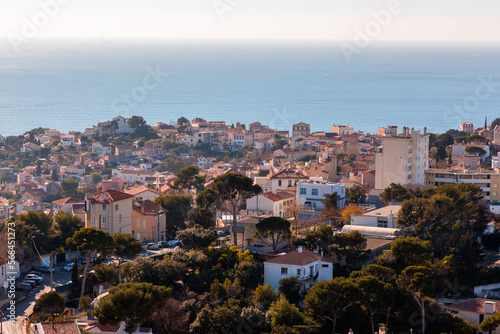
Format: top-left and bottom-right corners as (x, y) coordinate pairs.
(1, 269), (71, 334)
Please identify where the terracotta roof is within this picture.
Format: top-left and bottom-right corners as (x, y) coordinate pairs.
(86, 322), (120, 333)
(90, 190), (133, 204)
(120, 170), (156, 175)
(447, 298), (500, 313)
(125, 186), (158, 196)
(261, 192), (295, 202)
(265, 249), (329, 266)
(40, 321), (81, 334)
(133, 199), (164, 215)
(269, 169), (308, 180)
(25, 188), (46, 196)
(52, 197), (83, 206)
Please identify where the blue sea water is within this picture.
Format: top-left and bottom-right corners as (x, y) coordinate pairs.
(0, 39), (499, 137)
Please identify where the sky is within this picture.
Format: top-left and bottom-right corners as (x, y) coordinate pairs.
(1, 0), (500, 42)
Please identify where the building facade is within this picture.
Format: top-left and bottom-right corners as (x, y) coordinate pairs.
(296, 179), (346, 210)
(375, 128), (429, 189)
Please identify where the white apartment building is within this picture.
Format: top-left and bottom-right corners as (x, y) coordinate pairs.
(351, 205), (401, 228)
(375, 127), (429, 189)
(296, 179), (345, 211)
(263, 247), (333, 291)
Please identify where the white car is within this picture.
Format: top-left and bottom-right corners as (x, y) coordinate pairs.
(64, 263), (75, 272)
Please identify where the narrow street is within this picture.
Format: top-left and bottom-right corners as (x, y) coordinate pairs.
(1, 270), (71, 334)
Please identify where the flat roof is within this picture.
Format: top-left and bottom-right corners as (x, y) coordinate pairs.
(362, 205), (401, 217)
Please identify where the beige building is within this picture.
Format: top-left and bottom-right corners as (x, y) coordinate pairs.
(378, 125), (398, 137)
(425, 168), (500, 203)
(331, 124), (354, 136)
(292, 122), (311, 137)
(85, 190), (134, 235)
(131, 198), (167, 242)
(375, 127), (429, 189)
(460, 122), (474, 133)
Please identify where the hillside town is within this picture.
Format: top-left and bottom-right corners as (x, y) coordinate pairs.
(1, 115), (500, 334)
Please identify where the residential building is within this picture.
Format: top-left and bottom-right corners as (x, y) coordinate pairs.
(254, 136), (274, 150)
(131, 198), (167, 242)
(246, 191), (295, 218)
(112, 116), (134, 134)
(378, 125), (398, 137)
(303, 156), (338, 182)
(268, 169), (309, 193)
(446, 298), (500, 334)
(92, 142), (113, 156)
(198, 157), (217, 170)
(292, 122), (310, 137)
(375, 127), (429, 189)
(34, 179), (61, 197)
(0, 257), (20, 298)
(263, 247), (333, 291)
(21, 142), (41, 152)
(460, 122), (474, 133)
(0, 197), (11, 221)
(425, 168), (500, 202)
(85, 190), (134, 235)
(350, 205), (401, 228)
(60, 134), (75, 147)
(143, 141), (164, 157)
(124, 185), (160, 201)
(452, 143), (489, 160)
(494, 125), (500, 145)
(331, 124), (354, 136)
(32, 321), (81, 334)
(60, 165), (85, 179)
(228, 131), (253, 147)
(17, 171), (33, 184)
(115, 145), (133, 160)
(117, 170), (158, 186)
(101, 178), (123, 191)
(296, 179), (346, 210)
(52, 197), (84, 213)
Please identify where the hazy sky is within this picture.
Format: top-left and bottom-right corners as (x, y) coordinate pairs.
(1, 0), (500, 42)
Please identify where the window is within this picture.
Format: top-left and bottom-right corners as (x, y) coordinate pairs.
(297, 268), (301, 275)
(278, 180), (282, 186)
(102, 204), (106, 212)
(281, 267), (288, 275)
(494, 175), (498, 180)
(494, 184), (498, 188)
(115, 204), (119, 210)
(322, 264), (329, 268)
(102, 217), (106, 225)
(300, 188), (306, 195)
(312, 189), (318, 196)
(309, 266), (314, 276)
(91, 203), (95, 211)
(119, 214), (122, 223)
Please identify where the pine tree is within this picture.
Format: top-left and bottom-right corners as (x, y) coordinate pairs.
(51, 168), (59, 181)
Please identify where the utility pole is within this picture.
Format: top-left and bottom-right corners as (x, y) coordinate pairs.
(50, 251), (54, 291)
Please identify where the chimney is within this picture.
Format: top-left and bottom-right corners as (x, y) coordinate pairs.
(298, 246), (303, 253)
(485, 301), (496, 314)
(424, 127), (427, 135)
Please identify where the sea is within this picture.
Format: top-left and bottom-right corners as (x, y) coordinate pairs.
(1, 38), (499, 137)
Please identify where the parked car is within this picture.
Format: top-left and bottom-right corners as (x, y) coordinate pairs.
(146, 243), (159, 250)
(25, 274), (43, 283)
(167, 239), (181, 247)
(138, 251), (152, 258)
(29, 271), (43, 277)
(39, 266), (61, 273)
(16, 283), (31, 292)
(23, 280), (37, 288)
(64, 263), (75, 272)
(158, 241), (167, 248)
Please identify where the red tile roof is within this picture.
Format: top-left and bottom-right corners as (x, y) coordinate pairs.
(40, 321), (81, 334)
(265, 249), (330, 266)
(90, 190), (133, 204)
(86, 322), (120, 333)
(133, 199), (165, 215)
(52, 197), (83, 206)
(269, 169), (308, 180)
(124, 186), (158, 196)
